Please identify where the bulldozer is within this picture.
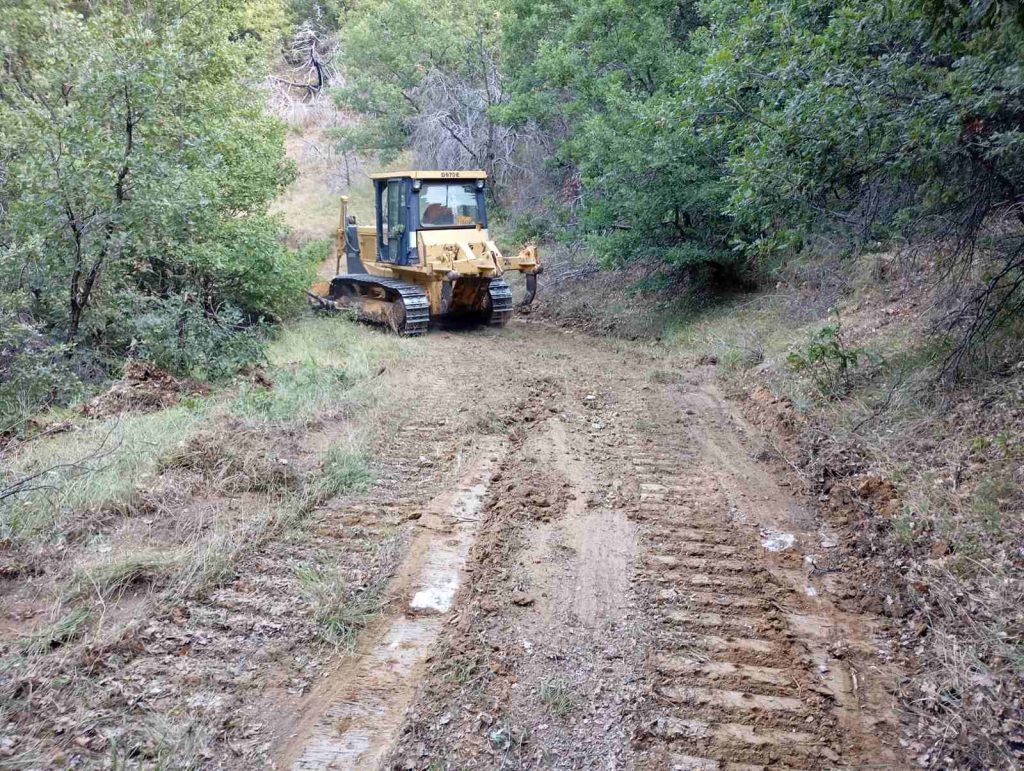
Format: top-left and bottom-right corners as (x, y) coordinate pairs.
(309, 170), (541, 335)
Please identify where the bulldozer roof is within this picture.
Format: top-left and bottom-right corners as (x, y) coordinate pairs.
(367, 170), (487, 181)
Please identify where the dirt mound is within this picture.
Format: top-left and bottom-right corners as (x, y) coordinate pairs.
(159, 420), (310, 497)
(81, 360), (207, 418)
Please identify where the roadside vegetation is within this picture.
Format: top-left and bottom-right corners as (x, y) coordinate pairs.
(332, 0), (1024, 373)
(0, 0), (315, 433)
(666, 261), (1024, 768)
(0, 312), (409, 765)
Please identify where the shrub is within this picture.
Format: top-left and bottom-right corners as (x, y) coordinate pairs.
(121, 298), (268, 381)
(0, 313), (83, 433)
(786, 311), (870, 397)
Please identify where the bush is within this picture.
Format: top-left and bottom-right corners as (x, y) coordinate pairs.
(122, 298), (269, 381)
(786, 311), (871, 398)
(0, 0), (304, 409)
(0, 314), (83, 433)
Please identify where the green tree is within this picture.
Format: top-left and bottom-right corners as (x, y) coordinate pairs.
(331, 0), (515, 182)
(0, 0), (308, 393)
(498, 0), (739, 274)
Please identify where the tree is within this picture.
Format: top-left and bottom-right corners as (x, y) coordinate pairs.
(331, 0), (523, 188)
(498, 0), (738, 274)
(0, 0), (308, 392)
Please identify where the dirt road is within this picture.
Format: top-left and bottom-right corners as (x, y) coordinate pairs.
(276, 319), (906, 770)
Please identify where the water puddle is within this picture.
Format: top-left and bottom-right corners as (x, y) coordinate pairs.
(289, 444), (500, 770)
(760, 528), (796, 552)
(409, 538), (467, 613)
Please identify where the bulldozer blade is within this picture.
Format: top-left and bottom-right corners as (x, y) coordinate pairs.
(520, 273), (538, 307)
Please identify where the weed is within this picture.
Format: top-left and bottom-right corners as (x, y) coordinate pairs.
(892, 510), (917, 546)
(539, 678), (577, 717)
(443, 654), (481, 685)
(71, 553), (182, 601)
(785, 310), (871, 397)
(311, 444), (373, 504)
(535, 350), (569, 361)
(106, 713), (216, 770)
(649, 368), (682, 384)
(970, 474), (1020, 535)
(295, 564), (382, 650)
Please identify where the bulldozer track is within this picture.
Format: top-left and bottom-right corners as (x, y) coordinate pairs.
(619, 390), (904, 770)
(487, 277), (513, 327)
(272, 327), (905, 770)
(628, 440), (843, 768)
(331, 275), (431, 336)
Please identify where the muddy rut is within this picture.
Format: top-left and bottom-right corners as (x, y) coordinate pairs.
(282, 322), (907, 770)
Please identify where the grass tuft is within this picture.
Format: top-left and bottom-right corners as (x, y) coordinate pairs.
(311, 443), (374, 503)
(539, 679), (577, 717)
(71, 553), (183, 601)
(21, 608), (92, 655)
(294, 563), (382, 650)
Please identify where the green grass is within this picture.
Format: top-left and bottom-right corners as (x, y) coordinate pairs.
(539, 679), (577, 717)
(311, 443), (374, 504)
(666, 293), (819, 374)
(267, 315), (405, 373)
(1, 406), (203, 540)
(21, 608), (92, 655)
(294, 563), (382, 650)
(0, 316), (404, 539)
(233, 316), (407, 424)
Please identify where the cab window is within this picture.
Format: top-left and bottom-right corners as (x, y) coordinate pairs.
(419, 183), (481, 227)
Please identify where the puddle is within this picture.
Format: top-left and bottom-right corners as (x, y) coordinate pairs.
(288, 446), (500, 770)
(409, 539), (467, 613)
(453, 482), (487, 518)
(760, 528), (796, 552)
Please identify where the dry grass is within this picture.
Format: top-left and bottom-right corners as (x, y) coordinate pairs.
(102, 713), (216, 770)
(160, 422), (306, 497)
(70, 552), (184, 602)
(20, 608), (92, 656)
(270, 122), (411, 246)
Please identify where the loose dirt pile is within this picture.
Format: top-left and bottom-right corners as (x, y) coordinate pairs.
(80, 360), (207, 418)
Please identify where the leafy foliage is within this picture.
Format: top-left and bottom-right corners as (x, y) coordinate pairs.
(500, 0), (1024, 287)
(786, 311), (870, 396)
(0, 0), (311, 423)
(0, 312), (82, 431)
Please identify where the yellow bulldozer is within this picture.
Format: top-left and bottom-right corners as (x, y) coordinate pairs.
(309, 170), (541, 335)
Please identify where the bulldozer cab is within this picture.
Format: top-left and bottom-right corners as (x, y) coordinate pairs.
(371, 171), (489, 266)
